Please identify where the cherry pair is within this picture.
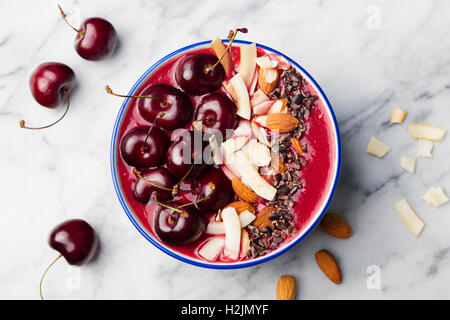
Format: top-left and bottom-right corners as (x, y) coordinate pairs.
(21, 5), (117, 130)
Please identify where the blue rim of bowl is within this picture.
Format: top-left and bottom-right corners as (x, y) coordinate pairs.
(110, 40), (341, 269)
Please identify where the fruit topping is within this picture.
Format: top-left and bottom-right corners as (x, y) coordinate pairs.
(198, 237), (225, 261)
(258, 67), (279, 94)
(394, 199), (425, 237)
(120, 125), (170, 167)
(238, 43), (257, 88)
(366, 136), (390, 158)
(417, 140), (434, 157)
(221, 207), (242, 260)
(175, 54), (226, 95)
(229, 73), (251, 120)
(400, 156), (416, 174)
(133, 167), (177, 203)
(390, 107), (407, 124)
(422, 187), (449, 207)
(193, 92), (236, 137)
(195, 167), (234, 212)
(409, 123), (446, 141)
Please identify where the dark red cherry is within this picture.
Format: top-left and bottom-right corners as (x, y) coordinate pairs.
(75, 18), (117, 60)
(175, 54), (226, 95)
(58, 6), (117, 61)
(120, 126), (170, 168)
(194, 92), (237, 137)
(49, 219), (98, 266)
(195, 167), (234, 212)
(29, 62), (75, 108)
(133, 167), (176, 203)
(138, 84), (193, 131)
(166, 130), (206, 179)
(154, 202), (205, 245)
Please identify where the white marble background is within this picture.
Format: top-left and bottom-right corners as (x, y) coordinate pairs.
(0, 0), (449, 300)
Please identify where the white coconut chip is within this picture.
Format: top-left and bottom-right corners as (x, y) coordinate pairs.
(400, 156), (416, 174)
(409, 123), (446, 141)
(394, 199), (425, 237)
(422, 187), (449, 207)
(366, 137), (391, 158)
(390, 108), (407, 124)
(417, 140), (434, 157)
(198, 237), (225, 261)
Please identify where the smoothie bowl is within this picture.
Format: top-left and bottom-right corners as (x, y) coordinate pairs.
(110, 35), (340, 269)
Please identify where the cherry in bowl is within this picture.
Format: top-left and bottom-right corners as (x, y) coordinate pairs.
(133, 167), (176, 203)
(195, 167), (234, 212)
(175, 54), (226, 96)
(120, 125), (170, 168)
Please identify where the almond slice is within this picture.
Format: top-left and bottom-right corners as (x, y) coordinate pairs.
(290, 137), (304, 155)
(271, 152), (287, 173)
(394, 199), (425, 236)
(400, 156), (416, 174)
(258, 67), (279, 94)
(221, 136), (249, 154)
(366, 137), (390, 158)
(276, 275), (296, 300)
(319, 213), (352, 239)
(266, 113), (299, 133)
(409, 123), (446, 141)
(417, 140), (434, 157)
(315, 250), (342, 284)
(221, 207), (242, 260)
(232, 177), (258, 203)
(267, 98), (288, 114)
(210, 37), (231, 76)
(255, 56), (278, 69)
(235, 151), (277, 201)
(239, 43), (257, 88)
(230, 73), (251, 120)
(423, 187), (449, 207)
(225, 201), (255, 214)
(207, 210), (256, 234)
(208, 135), (223, 165)
(240, 229), (250, 258)
(390, 107), (407, 124)
(198, 237), (225, 261)
(252, 206), (276, 230)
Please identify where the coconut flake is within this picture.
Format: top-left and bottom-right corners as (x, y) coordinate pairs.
(394, 199), (425, 237)
(198, 237), (225, 261)
(222, 207), (241, 260)
(423, 187), (449, 207)
(209, 135), (223, 165)
(417, 140), (434, 157)
(390, 108), (407, 124)
(240, 229), (250, 258)
(409, 123), (446, 141)
(400, 156), (416, 174)
(366, 137), (391, 158)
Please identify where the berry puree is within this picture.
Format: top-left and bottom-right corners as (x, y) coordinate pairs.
(115, 44), (337, 263)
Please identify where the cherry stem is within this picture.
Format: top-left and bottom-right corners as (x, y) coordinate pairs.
(139, 112), (165, 154)
(58, 5), (83, 36)
(40, 254), (63, 300)
(205, 27), (248, 73)
(133, 168), (192, 193)
(20, 90), (70, 130)
(105, 85), (168, 106)
(177, 183), (216, 209)
(152, 193), (187, 217)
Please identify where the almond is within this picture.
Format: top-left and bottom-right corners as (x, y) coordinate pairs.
(276, 275), (296, 300)
(319, 213), (352, 239)
(266, 113), (299, 133)
(232, 178), (258, 203)
(271, 152), (287, 173)
(290, 137), (304, 155)
(252, 206), (276, 230)
(258, 67), (279, 94)
(224, 201), (255, 214)
(315, 250), (342, 284)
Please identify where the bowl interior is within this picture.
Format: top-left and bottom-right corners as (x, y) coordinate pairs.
(110, 40), (341, 269)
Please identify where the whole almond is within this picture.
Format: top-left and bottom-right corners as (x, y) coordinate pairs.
(232, 178), (258, 203)
(271, 152), (287, 173)
(266, 113), (299, 133)
(320, 213), (352, 239)
(224, 201), (255, 214)
(290, 137), (304, 155)
(277, 275), (296, 300)
(258, 67), (279, 94)
(315, 250), (342, 284)
(253, 206), (276, 230)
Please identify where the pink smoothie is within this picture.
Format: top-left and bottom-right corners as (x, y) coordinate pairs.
(116, 46), (337, 262)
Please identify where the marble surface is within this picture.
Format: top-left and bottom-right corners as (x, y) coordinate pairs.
(1, 0), (449, 300)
